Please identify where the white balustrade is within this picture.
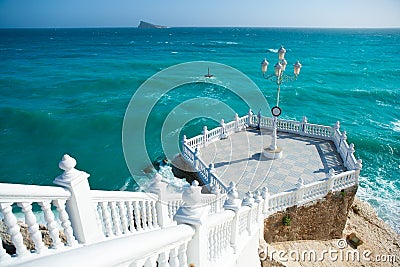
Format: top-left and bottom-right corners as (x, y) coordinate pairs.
(206, 211), (235, 262)
(0, 182), (77, 263)
(91, 190), (160, 237)
(16, 224), (194, 267)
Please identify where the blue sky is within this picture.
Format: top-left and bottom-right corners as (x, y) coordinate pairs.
(0, 0), (399, 28)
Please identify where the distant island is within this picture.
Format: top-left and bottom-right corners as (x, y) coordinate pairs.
(138, 21), (167, 29)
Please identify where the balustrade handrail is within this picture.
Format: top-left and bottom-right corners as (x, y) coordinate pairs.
(0, 183), (70, 202)
(17, 224), (195, 267)
(205, 210), (235, 228)
(91, 190), (158, 202)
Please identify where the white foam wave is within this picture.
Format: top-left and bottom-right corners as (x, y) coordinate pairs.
(391, 120), (400, 132)
(267, 48), (278, 53)
(357, 175), (400, 233)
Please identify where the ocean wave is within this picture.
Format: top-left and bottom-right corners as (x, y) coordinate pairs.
(267, 48), (278, 53)
(391, 120), (400, 132)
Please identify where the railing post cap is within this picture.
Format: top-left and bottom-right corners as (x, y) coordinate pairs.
(211, 184), (221, 195)
(302, 116), (308, 123)
(224, 181), (241, 211)
(209, 162), (215, 171)
(254, 190), (263, 203)
(174, 180), (209, 225)
(296, 177), (304, 189)
(149, 173), (167, 197)
(261, 186), (270, 198)
(220, 118), (225, 124)
(342, 131), (347, 139)
(334, 121), (340, 129)
(59, 154), (76, 172)
(235, 113), (239, 119)
(242, 191), (255, 207)
(54, 154), (89, 186)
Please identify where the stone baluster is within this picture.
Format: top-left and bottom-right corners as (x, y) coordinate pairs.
(18, 202), (46, 253)
(261, 186), (270, 215)
(178, 243), (189, 267)
(300, 116), (308, 135)
(174, 181), (210, 266)
(247, 109), (253, 126)
(0, 202), (28, 257)
(109, 202), (122, 235)
(0, 234), (11, 262)
(202, 126), (208, 147)
(157, 251), (170, 267)
(140, 201), (148, 230)
(133, 201), (142, 231)
(223, 182), (241, 253)
(126, 201), (136, 232)
(39, 201), (63, 249)
(149, 172), (173, 228)
(144, 255), (158, 267)
(295, 178), (305, 205)
(151, 201), (158, 228)
(117, 201), (129, 234)
(100, 201), (114, 237)
(146, 200), (154, 229)
(169, 247), (179, 267)
(94, 204), (104, 236)
(53, 154), (103, 244)
(53, 199), (78, 246)
(234, 113), (240, 132)
(326, 168), (336, 191)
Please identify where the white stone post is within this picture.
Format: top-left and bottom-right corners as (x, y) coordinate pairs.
(257, 110), (262, 130)
(223, 182), (241, 253)
(295, 177), (305, 205)
(346, 143), (355, 165)
(234, 113), (240, 132)
(326, 168), (336, 192)
(202, 126), (208, 147)
(242, 191), (255, 235)
(254, 190), (264, 241)
(248, 109), (253, 127)
(174, 181), (210, 267)
(261, 186), (270, 216)
(149, 173), (174, 228)
(300, 116), (308, 136)
(208, 162), (215, 186)
(220, 119), (228, 139)
(211, 184), (222, 213)
(194, 147), (200, 169)
(355, 159), (363, 182)
(339, 131), (347, 150)
(53, 154), (103, 245)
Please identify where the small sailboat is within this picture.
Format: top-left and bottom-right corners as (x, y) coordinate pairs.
(204, 67), (214, 78)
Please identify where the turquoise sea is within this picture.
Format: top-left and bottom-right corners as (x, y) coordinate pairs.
(0, 28), (399, 232)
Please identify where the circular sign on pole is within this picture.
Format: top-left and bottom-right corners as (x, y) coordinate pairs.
(271, 106), (282, 117)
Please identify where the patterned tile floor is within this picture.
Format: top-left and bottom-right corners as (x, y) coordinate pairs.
(200, 128), (346, 198)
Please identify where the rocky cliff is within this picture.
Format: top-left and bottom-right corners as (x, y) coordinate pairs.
(137, 21), (167, 28)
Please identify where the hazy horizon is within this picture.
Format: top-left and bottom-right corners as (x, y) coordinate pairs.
(0, 0), (399, 29)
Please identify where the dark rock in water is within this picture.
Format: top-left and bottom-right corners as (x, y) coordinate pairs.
(138, 21), (167, 29)
(171, 154), (204, 186)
